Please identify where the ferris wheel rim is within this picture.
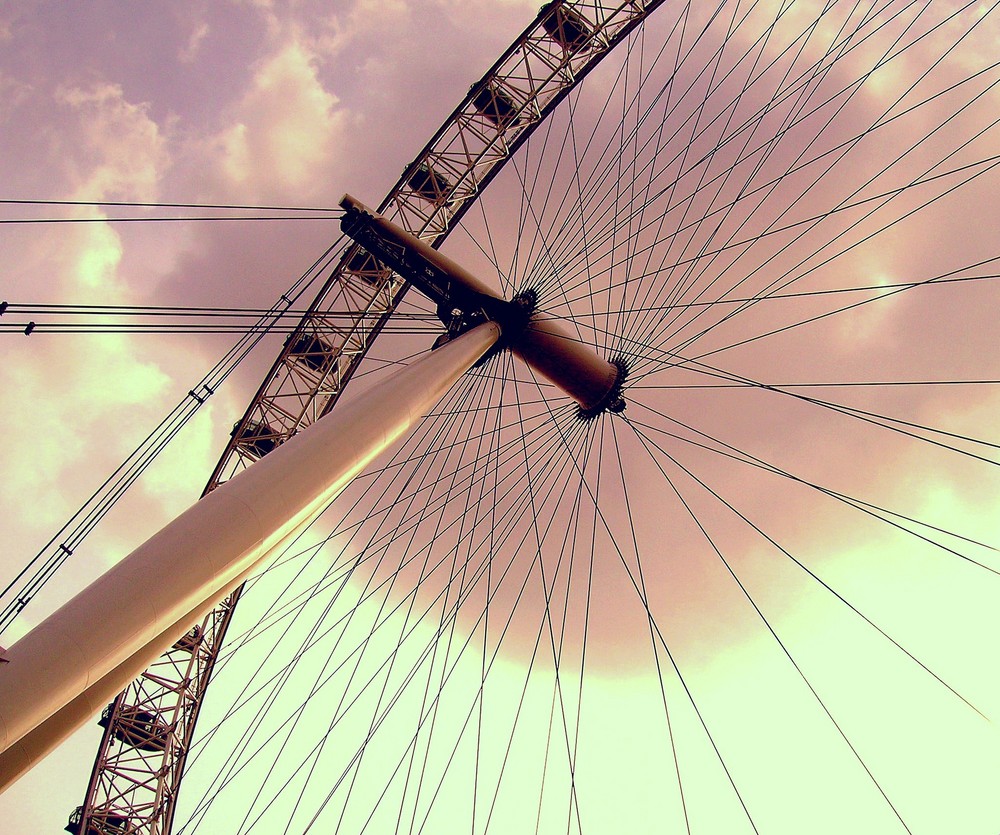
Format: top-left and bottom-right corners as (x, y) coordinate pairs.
(72, 3), (1000, 832)
(74, 3), (672, 832)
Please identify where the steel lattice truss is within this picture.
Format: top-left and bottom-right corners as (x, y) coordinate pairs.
(71, 2), (664, 833)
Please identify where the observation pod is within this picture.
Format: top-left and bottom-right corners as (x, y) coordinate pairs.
(540, 1), (593, 53)
(97, 703), (169, 752)
(471, 83), (521, 126)
(65, 805), (126, 834)
(338, 194), (627, 417)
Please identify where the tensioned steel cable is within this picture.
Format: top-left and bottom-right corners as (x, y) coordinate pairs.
(290, 384), (584, 828)
(178, 370), (503, 829)
(329, 413), (593, 834)
(628, 417), (914, 833)
(636, 4), (1000, 372)
(623, 412), (987, 719)
(318, 368), (502, 835)
(566, 261), (999, 374)
(627, 399), (999, 574)
(0, 198), (341, 211)
(609, 418), (691, 833)
(178, 370), (584, 828)
(522, 0), (869, 305)
(231, 408), (588, 832)
(1, 302), (435, 317)
(540, 2), (981, 322)
(546, 407), (761, 833)
(557, 0), (925, 357)
(391, 359), (508, 834)
(0, 215), (342, 224)
(318, 370), (584, 832)
(627, 0), (892, 357)
(0, 235), (347, 634)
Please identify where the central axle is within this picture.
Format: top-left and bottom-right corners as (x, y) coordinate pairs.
(340, 195), (626, 417)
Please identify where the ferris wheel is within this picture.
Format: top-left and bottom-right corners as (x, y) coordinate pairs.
(2, 1), (999, 832)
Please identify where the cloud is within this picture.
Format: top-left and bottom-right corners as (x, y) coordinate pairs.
(54, 81), (169, 202)
(0, 224), (170, 539)
(204, 39), (346, 197)
(0, 72), (31, 124)
(0, 81), (170, 515)
(2, 3), (998, 832)
(179, 20), (210, 64)
(0, 78), (236, 591)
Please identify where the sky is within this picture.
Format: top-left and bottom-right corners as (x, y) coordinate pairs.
(1, 1), (999, 833)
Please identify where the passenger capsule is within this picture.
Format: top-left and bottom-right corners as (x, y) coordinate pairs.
(472, 84), (520, 127)
(541, 2), (592, 53)
(98, 703), (170, 753)
(408, 163), (452, 203)
(171, 625), (203, 654)
(345, 247), (386, 284)
(236, 420), (279, 458)
(289, 333), (334, 374)
(65, 806), (127, 834)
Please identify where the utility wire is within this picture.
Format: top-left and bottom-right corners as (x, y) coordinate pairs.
(1, 197), (343, 223)
(0, 239), (345, 635)
(0, 301), (441, 336)
(1, 198), (341, 211)
(2, 302), (435, 318)
(0, 215), (341, 224)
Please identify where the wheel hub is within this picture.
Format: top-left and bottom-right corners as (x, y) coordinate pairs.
(340, 194), (627, 417)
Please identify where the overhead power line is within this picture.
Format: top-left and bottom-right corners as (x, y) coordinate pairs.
(0, 198), (341, 212)
(0, 301), (440, 336)
(0, 197), (344, 224)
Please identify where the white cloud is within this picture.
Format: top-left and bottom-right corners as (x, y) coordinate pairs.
(0, 222), (170, 534)
(206, 39), (346, 196)
(55, 82), (169, 202)
(0, 72), (31, 123)
(0, 80), (231, 577)
(180, 20), (211, 64)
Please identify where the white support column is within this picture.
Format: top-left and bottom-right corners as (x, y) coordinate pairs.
(0, 322), (500, 792)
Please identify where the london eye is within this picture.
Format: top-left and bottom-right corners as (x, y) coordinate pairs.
(1, 2), (999, 833)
